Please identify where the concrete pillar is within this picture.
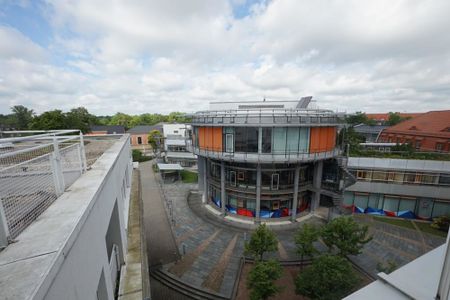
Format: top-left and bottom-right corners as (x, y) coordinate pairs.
(203, 158), (208, 204)
(291, 166), (300, 222)
(258, 127), (263, 154)
(221, 161), (226, 215)
(312, 160), (324, 211)
(255, 164), (261, 223)
(198, 157), (205, 192)
(0, 199), (9, 248)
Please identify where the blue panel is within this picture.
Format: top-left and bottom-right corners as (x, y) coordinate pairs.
(286, 127), (299, 153)
(273, 128), (286, 154)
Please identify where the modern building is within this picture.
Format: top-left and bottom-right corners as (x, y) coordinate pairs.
(343, 157), (450, 219)
(377, 110), (450, 152)
(353, 124), (387, 142)
(89, 125), (125, 135)
(188, 97), (353, 222)
(163, 123), (197, 167)
(0, 130), (133, 300)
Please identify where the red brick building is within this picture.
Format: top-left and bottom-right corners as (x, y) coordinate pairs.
(378, 110), (450, 152)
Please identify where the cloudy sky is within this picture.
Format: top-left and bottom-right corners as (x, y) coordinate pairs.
(1, 0), (450, 115)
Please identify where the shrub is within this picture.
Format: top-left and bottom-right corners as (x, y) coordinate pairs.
(431, 215), (450, 232)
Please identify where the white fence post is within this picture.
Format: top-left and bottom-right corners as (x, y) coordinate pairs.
(51, 137), (65, 196)
(0, 199), (10, 248)
(79, 132), (87, 172)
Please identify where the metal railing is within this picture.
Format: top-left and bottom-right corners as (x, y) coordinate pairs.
(0, 130), (87, 246)
(187, 143), (343, 163)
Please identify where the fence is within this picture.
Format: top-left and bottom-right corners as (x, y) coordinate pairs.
(0, 130), (87, 247)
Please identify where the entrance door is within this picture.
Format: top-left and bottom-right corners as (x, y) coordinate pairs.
(271, 173), (279, 190)
(225, 134), (234, 153)
(230, 171), (236, 186)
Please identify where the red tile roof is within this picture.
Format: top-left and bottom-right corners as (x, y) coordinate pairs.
(366, 113), (423, 121)
(382, 110), (450, 138)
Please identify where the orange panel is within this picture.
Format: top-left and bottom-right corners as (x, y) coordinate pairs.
(329, 127), (336, 150)
(199, 127), (206, 149)
(212, 127), (223, 151)
(318, 127), (328, 152)
(309, 127), (321, 153)
(310, 127), (337, 153)
(205, 127), (213, 150)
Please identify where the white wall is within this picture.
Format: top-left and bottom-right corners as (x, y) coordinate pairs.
(44, 137), (132, 300)
(163, 124), (189, 138)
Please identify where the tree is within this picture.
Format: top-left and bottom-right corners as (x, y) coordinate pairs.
(109, 112), (133, 129)
(295, 224), (320, 266)
(295, 254), (359, 300)
(66, 107), (98, 133)
(29, 110), (68, 130)
(387, 112), (410, 126)
(245, 224), (278, 261)
(148, 129), (163, 155)
(11, 105), (34, 129)
(346, 112), (368, 126)
(321, 217), (372, 257)
(247, 260), (282, 300)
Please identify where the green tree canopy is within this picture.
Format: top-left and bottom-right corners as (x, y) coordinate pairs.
(295, 223), (320, 263)
(295, 254), (359, 300)
(109, 112), (133, 129)
(247, 259), (282, 300)
(29, 110), (68, 130)
(11, 105), (34, 129)
(148, 129), (163, 154)
(321, 217), (372, 257)
(65, 107), (98, 133)
(245, 223), (278, 261)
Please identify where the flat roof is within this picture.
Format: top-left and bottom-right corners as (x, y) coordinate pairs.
(348, 157), (450, 173)
(157, 163), (184, 171)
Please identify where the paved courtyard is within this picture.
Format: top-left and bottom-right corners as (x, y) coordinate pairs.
(152, 174), (446, 297)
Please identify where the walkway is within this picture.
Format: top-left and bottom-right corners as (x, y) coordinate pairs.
(140, 161), (179, 268)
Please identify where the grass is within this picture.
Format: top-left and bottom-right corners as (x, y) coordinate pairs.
(373, 216), (448, 238)
(180, 170), (198, 183)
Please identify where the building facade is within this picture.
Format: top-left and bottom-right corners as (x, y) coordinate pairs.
(344, 157), (450, 219)
(189, 98), (352, 222)
(163, 124), (197, 167)
(377, 110), (450, 152)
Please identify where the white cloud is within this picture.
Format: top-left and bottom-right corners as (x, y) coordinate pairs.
(0, 0), (450, 115)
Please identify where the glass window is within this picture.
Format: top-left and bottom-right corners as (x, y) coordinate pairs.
(228, 196), (237, 207)
(357, 170), (372, 181)
(383, 196), (399, 212)
(393, 172), (404, 183)
(299, 127), (310, 153)
(234, 127), (258, 153)
(432, 201), (450, 217)
(372, 171), (386, 182)
(246, 200), (256, 210)
(286, 127), (299, 153)
(354, 194), (368, 209)
(398, 198), (416, 212)
(262, 128), (272, 153)
(343, 192), (354, 206)
(368, 194), (379, 208)
(417, 198), (433, 219)
(273, 127), (287, 154)
(404, 173), (416, 183)
(438, 174), (450, 185)
(421, 174), (437, 184)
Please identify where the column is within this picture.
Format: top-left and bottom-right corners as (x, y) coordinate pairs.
(255, 164), (261, 223)
(221, 161), (226, 215)
(203, 158), (208, 204)
(291, 166), (300, 222)
(312, 160), (324, 211)
(197, 157), (205, 203)
(258, 127), (263, 154)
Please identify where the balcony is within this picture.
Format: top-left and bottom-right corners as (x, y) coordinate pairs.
(188, 143), (342, 163)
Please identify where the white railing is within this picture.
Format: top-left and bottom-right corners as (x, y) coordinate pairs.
(0, 130), (87, 247)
